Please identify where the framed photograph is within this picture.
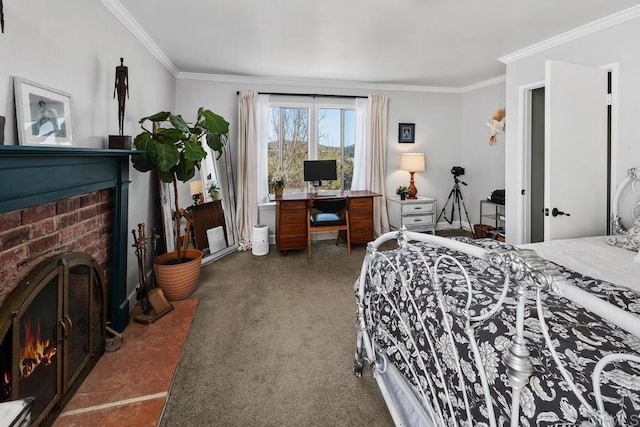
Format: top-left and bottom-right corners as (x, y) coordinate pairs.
(14, 77), (74, 146)
(398, 123), (415, 143)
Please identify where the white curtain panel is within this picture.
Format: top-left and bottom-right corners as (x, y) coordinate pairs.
(369, 94), (390, 236)
(255, 94), (270, 204)
(236, 90), (259, 251)
(351, 97), (370, 191)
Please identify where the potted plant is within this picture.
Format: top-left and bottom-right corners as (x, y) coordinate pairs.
(131, 108), (229, 300)
(207, 180), (220, 200)
(396, 185), (410, 200)
(270, 170), (286, 196)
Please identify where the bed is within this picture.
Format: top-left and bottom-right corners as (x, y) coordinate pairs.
(354, 167), (640, 426)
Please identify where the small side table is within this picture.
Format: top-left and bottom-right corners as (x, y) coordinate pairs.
(387, 196), (437, 234)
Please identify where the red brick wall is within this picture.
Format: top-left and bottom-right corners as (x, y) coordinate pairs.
(0, 190), (113, 306)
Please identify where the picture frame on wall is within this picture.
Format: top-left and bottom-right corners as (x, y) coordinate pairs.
(14, 77), (74, 146)
(398, 123), (415, 143)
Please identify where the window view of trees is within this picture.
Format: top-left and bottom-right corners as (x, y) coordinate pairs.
(267, 107), (308, 193)
(267, 103), (355, 195)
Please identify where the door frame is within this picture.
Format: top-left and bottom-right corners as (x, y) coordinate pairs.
(517, 63), (619, 243)
(518, 80), (545, 244)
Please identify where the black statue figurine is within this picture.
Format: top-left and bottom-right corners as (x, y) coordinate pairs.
(113, 58), (129, 136)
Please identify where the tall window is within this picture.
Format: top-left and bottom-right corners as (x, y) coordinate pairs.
(267, 100), (355, 194)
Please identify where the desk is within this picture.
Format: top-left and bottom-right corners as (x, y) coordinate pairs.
(274, 191), (381, 253)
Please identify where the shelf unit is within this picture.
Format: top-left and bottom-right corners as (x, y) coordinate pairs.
(479, 200), (505, 241)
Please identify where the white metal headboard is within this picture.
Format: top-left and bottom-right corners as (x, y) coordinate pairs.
(610, 166), (640, 234)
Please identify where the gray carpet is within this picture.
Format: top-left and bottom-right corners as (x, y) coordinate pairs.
(160, 240), (393, 426)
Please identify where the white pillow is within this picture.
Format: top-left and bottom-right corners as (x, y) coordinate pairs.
(605, 219), (640, 253)
(635, 246), (640, 263)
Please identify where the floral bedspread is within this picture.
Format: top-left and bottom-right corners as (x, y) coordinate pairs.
(359, 238), (640, 426)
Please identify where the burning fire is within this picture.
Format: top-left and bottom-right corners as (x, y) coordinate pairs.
(19, 316), (57, 379)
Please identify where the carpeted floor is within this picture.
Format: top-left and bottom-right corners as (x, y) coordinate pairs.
(160, 240), (393, 426)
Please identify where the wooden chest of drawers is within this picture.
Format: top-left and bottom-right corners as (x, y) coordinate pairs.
(348, 197), (374, 244)
(275, 199), (308, 251)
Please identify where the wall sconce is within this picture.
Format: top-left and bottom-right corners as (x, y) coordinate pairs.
(189, 180), (204, 205)
(400, 153), (425, 199)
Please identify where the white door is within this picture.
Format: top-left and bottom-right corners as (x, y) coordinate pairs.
(544, 60), (608, 241)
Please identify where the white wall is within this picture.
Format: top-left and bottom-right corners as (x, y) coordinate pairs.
(504, 15), (640, 243)
(0, 0), (175, 302)
(175, 78), (505, 234)
(461, 83), (506, 225)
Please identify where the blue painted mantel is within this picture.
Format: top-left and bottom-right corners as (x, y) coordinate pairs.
(0, 145), (133, 332)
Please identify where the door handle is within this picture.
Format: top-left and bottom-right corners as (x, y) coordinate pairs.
(551, 208), (571, 217)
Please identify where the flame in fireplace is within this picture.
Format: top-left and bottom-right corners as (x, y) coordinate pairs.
(19, 316), (57, 379)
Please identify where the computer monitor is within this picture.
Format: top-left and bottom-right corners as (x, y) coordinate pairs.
(303, 160), (337, 193)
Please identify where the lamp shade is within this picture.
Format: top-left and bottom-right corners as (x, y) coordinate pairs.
(400, 153), (425, 172)
(189, 180), (203, 195)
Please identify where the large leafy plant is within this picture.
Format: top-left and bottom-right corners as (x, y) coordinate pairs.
(131, 108), (229, 261)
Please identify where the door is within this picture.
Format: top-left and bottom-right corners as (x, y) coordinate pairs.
(544, 60), (608, 240)
(530, 87), (545, 243)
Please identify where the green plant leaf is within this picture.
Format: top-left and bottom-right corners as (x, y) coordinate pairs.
(157, 170), (174, 183)
(200, 110), (229, 134)
(131, 133), (156, 172)
(156, 127), (184, 145)
(155, 142), (181, 173)
(169, 114), (190, 133)
(206, 133), (226, 158)
(183, 137), (207, 162)
(175, 157), (196, 182)
(139, 111), (170, 124)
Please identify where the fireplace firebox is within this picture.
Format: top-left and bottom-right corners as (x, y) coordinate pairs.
(0, 252), (106, 426)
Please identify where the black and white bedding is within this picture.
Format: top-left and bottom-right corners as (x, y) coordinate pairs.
(356, 236), (640, 426)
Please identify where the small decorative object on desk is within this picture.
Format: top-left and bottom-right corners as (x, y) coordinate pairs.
(396, 185), (410, 200)
(270, 170), (286, 196)
(207, 180), (220, 200)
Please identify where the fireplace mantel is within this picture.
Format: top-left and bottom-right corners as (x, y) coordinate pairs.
(0, 145), (134, 332)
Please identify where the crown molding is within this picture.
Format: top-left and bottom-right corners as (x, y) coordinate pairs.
(177, 72), (505, 94)
(499, 5), (640, 64)
(101, 0), (179, 77)
(461, 75), (506, 93)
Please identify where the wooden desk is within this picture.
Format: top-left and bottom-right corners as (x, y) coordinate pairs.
(274, 191), (381, 253)
(187, 200), (227, 251)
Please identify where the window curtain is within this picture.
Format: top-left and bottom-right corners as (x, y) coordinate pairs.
(236, 90), (269, 250)
(352, 94), (389, 237)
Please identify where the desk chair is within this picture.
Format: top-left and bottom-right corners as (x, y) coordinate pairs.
(307, 197), (350, 260)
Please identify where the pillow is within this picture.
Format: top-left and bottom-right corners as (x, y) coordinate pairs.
(605, 218), (640, 253)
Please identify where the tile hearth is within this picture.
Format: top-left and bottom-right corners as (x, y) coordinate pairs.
(53, 299), (197, 427)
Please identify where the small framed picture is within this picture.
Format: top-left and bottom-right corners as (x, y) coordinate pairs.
(14, 77), (74, 146)
(398, 123), (415, 143)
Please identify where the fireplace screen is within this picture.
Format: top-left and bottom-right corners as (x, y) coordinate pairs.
(0, 252), (106, 425)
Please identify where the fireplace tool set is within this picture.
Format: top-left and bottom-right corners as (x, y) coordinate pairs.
(132, 223), (173, 324)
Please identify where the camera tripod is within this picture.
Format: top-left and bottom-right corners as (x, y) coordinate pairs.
(436, 175), (476, 238)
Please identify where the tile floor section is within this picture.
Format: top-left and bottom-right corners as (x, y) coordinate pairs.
(53, 299), (198, 427)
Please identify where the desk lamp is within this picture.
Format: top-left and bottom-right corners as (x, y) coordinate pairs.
(400, 153), (425, 199)
(189, 180), (204, 205)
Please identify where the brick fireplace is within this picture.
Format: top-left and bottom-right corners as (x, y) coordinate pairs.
(0, 146), (133, 424)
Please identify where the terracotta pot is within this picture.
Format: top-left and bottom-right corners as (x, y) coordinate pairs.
(153, 249), (203, 300)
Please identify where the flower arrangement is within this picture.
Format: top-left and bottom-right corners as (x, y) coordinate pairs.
(270, 170), (286, 190)
(396, 186), (410, 197)
(207, 181), (220, 199)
